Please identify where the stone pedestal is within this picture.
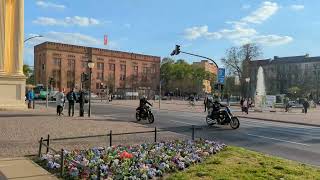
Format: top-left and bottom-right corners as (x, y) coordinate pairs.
(0, 75), (26, 110)
(0, 0), (26, 110)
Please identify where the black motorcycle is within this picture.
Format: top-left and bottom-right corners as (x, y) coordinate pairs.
(136, 105), (155, 123)
(206, 106), (240, 129)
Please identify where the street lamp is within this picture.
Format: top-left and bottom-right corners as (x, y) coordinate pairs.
(87, 61), (95, 117)
(24, 35), (43, 43)
(245, 77), (250, 98)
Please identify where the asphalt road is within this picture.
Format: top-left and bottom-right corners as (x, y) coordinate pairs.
(48, 102), (320, 166)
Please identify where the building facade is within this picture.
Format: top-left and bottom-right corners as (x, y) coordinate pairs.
(34, 42), (160, 97)
(247, 54), (320, 100)
(193, 60), (218, 93)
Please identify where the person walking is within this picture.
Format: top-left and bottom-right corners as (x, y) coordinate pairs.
(78, 89), (85, 117)
(302, 99), (309, 114)
(243, 98), (249, 114)
(26, 88), (34, 109)
(240, 98), (244, 113)
(66, 88), (77, 117)
(56, 88), (65, 116)
(204, 95), (208, 112)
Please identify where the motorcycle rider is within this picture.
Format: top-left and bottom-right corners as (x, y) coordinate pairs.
(137, 96), (152, 117)
(207, 97), (227, 123)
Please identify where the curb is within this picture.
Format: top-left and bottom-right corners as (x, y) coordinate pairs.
(238, 116), (320, 127)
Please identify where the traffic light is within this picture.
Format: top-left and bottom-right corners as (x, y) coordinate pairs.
(48, 77), (54, 85)
(170, 45), (181, 56)
(81, 73), (89, 82)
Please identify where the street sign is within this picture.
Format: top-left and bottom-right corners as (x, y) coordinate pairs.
(218, 68), (225, 84)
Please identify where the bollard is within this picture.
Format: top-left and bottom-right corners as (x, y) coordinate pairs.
(33, 100), (35, 109)
(192, 125), (195, 140)
(60, 149), (64, 178)
(46, 134), (50, 153)
(109, 130), (112, 147)
(97, 165), (101, 179)
(154, 127), (157, 143)
(38, 137), (43, 158)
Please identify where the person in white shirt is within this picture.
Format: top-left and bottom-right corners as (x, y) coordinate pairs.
(56, 87), (65, 116)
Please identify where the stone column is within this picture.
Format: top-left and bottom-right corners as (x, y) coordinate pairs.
(12, 0), (24, 76)
(0, 0), (5, 75)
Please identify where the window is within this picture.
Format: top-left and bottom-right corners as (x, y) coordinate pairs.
(53, 58), (61, 66)
(97, 62), (104, 70)
(97, 72), (104, 80)
(82, 61), (87, 68)
(120, 64), (126, 71)
(143, 67), (148, 74)
(68, 59), (75, 68)
(109, 64), (115, 71)
(120, 74), (126, 81)
(133, 66), (138, 77)
(305, 64), (308, 69)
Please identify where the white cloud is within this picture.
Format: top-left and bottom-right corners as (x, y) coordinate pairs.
(184, 26), (210, 40)
(183, 1), (292, 47)
(290, 4), (304, 11)
(33, 16), (101, 26)
(36, 1), (66, 9)
(184, 25), (256, 40)
(241, 1), (279, 24)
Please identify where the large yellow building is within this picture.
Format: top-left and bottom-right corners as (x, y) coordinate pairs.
(193, 60), (217, 94)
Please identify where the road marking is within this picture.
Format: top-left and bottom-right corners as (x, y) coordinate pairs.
(247, 133), (311, 147)
(167, 120), (197, 126)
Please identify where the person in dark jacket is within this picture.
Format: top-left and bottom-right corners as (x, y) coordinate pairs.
(302, 99), (309, 114)
(204, 96), (208, 112)
(78, 89), (86, 117)
(137, 96), (152, 117)
(66, 88), (77, 117)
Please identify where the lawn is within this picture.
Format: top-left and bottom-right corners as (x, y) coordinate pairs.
(167, 146), (320, 180)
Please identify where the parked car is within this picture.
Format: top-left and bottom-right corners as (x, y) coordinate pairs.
(49, 90), (59, 101)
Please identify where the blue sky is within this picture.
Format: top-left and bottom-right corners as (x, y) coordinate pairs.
(24, 0), (320, 66)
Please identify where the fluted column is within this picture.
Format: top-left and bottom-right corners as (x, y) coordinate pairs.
(12, 0), (24, 76)
(0, 0), (5, 75)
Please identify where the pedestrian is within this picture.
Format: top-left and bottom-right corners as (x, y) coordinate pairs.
(204, 95), (208, 112)
(78, 88), (85, 117)
(66, 87), (77, 117)
(56, 87), (65, 116)
(26, 88), (34, 109)
(302, 99), (309, 114)
(243, 98), (249, 114)
(240, 98), (244, 113)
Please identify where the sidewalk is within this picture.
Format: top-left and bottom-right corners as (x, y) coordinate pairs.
(0, 157), (58, 180)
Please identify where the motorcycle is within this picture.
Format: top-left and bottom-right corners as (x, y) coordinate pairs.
(136, 105), (155, 123)
(206, 106), (240, 129)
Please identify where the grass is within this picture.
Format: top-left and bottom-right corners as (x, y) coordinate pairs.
(166, 146), (320, 180)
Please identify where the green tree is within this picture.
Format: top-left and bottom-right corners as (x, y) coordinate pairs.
(160, 58), (216, 95)
(23, 64), (35, 85)
(287, 86), (301, 99)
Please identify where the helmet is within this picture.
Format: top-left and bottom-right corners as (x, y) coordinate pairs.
(207, 96), (213, 103)
(141, 95), (146, 100)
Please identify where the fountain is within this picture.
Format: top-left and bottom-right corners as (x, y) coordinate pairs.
(254, 66), (267, 111)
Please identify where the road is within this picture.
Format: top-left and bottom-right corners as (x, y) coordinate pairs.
(48, 102), (320, 166)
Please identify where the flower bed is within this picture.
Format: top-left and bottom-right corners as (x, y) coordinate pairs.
(38, 140), (226, 179)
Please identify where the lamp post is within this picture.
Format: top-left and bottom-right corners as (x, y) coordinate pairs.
(87, 59), (95, 117)
(24, 35), (43, 43)
(245, 77), (250, 98)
